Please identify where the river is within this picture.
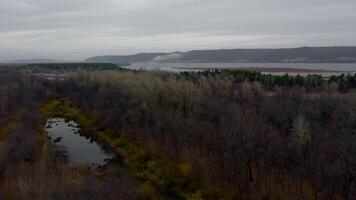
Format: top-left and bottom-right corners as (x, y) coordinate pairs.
(126, 62), (356, 74)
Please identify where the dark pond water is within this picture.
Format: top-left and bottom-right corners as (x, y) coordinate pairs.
(45, 118), (113, 167)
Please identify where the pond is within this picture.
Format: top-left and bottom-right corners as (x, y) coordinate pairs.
(45, 118), (114, 168)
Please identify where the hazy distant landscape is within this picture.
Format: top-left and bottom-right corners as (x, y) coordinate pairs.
(4, 46), (356, 76)
(87, 46), (356, 75)
(127, 61), (356, 74)
(86, 47), (356, 64)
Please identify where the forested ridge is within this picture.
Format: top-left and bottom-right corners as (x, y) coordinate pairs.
(85, 47), (356, 63)
(0, 66), (356, 199)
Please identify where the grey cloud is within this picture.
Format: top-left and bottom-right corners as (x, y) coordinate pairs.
(0, 0), (355, 60)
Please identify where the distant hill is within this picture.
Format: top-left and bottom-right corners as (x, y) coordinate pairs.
(85, 47), (356, 63)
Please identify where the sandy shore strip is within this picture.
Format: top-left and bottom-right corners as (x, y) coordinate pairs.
(174, 66), (353, 73)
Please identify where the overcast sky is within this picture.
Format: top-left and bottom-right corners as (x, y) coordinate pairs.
(0, 0), (355, 60)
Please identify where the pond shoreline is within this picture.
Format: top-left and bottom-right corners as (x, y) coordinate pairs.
(45, 118), (114, 168)
(41, 98), (211, 199)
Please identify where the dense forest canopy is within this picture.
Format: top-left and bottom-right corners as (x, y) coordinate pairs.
(0, 65), (355, 199)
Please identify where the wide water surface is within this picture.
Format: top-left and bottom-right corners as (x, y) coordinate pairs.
(127, 62), (356, 74)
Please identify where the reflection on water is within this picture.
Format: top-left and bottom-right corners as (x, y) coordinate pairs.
(45, 118), (113, 167)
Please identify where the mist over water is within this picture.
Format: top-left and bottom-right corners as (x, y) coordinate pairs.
(128, 62), (356, 73)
